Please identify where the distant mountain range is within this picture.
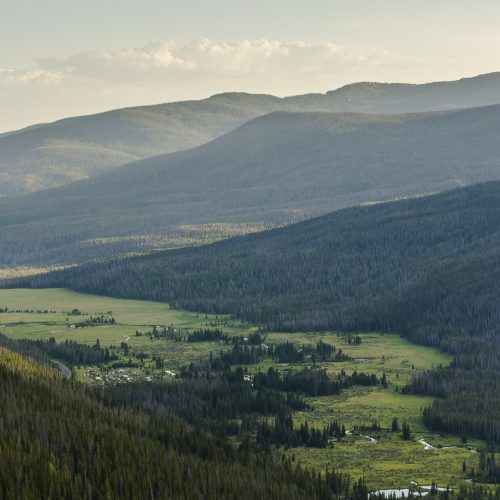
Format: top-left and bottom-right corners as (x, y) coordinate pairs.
(9, 179), (500, 445)
(1, 71), (500, 197)
(18, 180), (500, 342)
(1, 103), (500, 266)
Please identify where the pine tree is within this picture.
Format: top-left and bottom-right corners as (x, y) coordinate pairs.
(401, 421), (411, 440)
(391, 417), (399, 432)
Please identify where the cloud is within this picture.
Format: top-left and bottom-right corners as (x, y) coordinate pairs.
(35, 39), (396, 83)
(3, 37), (483, 132)
(0, 68), (64, 86)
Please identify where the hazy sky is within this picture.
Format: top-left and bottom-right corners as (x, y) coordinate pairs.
(1, 0), (500, 131)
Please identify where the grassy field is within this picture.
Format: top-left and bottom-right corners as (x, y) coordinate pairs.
(0, 288), (247, 371)
(263, 330), (450, 385)
(0, 287), (229, 328)
(0, 288), (483, 491)
(289, 436), (478, 491)
(257, 331), (479, 489)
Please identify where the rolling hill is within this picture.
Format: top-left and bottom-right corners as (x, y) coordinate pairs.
(1, 71), (500, 197)
(0, 339), (348, 499)
(14, 181), (500, 444)
(0, 93), (286, 196)
(17, 180), (500, 342)
(1, 104), (500, 266)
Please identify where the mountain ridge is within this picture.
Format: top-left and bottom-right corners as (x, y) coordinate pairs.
(1, 103), (500, 266)
(2, 71), (500, 196)
(12, 180), (500, 444)
(11, 178), (500, 343)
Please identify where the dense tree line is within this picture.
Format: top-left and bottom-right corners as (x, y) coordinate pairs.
(0, 333), (115, 367)
(477, 451), (500, 483)
(218, 343), (267, 365)
(213, 340), (349, 367)
(0, 307), (56, 314)
(345, 335), (362, 345)
(268, 340), (349, 363)
(7, 182), (500, 443)
(74, 314), (116, 328)
(0, 343), (373, 499)
(107, 351), (377, 442)
(26, 337), (115, 365)
(0, 332), (51, 364)
(453, 485), (500, 500)
(186, 328), (227, 342)
(256, 412), (332, 449)
(405, 368), (500, 443)
(15, 182), (500, 342)
(104, 366), (308, 435)
(0, 329), (495, 498)
(252, 367), (380, 397)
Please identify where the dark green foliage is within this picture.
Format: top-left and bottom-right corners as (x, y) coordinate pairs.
(103, 374), (307, 435)
(406, 369), (500, 442)
(401, 421), (412, 440)
(353, 421), (381, 433)
(0, 332), (51, 364)
(186, 328), (226, 342)
(3, 72), (500, 198)
(74, 314), (116, 327)
(268, 340), (348, 363)
(252, 367), (379, 397)
(19, 181), (500, 442)
(453, 485), (500, 500)
(475, 451), (500, 483)
(391, 417), (400, 432)
(0, 345), (358, 499)
(122, 359), (312, 433)
(256, 413), (330, 448)
(346, 335), (362, 345)
(4, 104), (500, 266)
(219, 343), (266, 365)
(0, 333), (112, 367)
(120, 341), (129, 355)
(28, 336), (111, 365)
(19, 181), (500, 341)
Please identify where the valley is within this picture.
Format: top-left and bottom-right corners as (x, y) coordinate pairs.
(0, 288), (486, 492)
(3, 2), (500, 497)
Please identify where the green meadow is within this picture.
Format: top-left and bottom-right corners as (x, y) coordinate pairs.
(0, 288), (482, 490)
(0, 288), (246, 369)
(0, 287), (228, 329)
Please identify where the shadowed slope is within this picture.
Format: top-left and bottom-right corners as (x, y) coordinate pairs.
(1, 72), (500, 196)
(2, 104), (500, 266)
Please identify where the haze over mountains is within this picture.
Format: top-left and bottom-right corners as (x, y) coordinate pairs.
(1, 71), (500, 197)
(15, 180), (500, 445)
(2, 101), (500, 267)
(19, 180), (500, 342)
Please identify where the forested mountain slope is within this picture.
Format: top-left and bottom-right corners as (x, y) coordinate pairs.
(19, 181), (500, 342)
(1, 71), (500, 197)
(2, 104), (500, 266)
(0, 93), (286, 196)
(15, 182), (500, 443)
(0, 342), (353, 499)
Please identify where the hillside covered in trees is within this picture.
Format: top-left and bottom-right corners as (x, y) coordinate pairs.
(2, 71), (500, 197)
(19, 181), (500, 339)
(12, 181), (500, 445)
(2, 103), (500, 266)
(0, 339), (365, 499)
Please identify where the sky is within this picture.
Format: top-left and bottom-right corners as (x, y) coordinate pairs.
(1, 0), (500, 132)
